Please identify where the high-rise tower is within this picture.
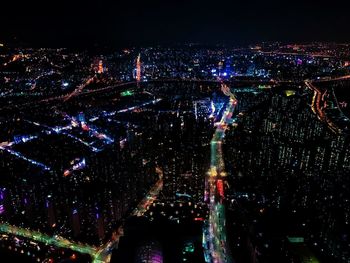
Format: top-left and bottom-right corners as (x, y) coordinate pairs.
(136, 54), (141, 83)
(98, 60), (104, 74)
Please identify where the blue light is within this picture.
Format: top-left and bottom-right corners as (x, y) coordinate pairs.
(0, 146), (51, 171)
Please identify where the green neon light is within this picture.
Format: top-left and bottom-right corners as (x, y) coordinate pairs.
(120, 90), (134, 97)
(287, 236), (304, 243)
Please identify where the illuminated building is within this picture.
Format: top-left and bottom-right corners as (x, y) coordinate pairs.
(136, 54), (141, 82)
(135, 240), (163, 263)
(98, 60), (104, 74)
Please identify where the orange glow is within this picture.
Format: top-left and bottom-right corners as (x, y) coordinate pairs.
(98, 60), (103, 74)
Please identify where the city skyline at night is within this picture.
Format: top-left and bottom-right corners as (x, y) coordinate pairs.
(1, 1), (350, 263)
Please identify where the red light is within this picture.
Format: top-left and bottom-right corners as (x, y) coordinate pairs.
(81, 124), (89, 131)
(217, 179), (224, 198)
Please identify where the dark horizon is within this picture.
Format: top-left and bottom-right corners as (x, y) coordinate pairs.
(1, 0), (349, 48)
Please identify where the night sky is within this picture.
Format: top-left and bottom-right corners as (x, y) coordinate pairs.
(1, 0), (349, 47)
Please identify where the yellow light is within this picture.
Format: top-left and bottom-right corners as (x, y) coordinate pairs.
(285, 90), (296, 97)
